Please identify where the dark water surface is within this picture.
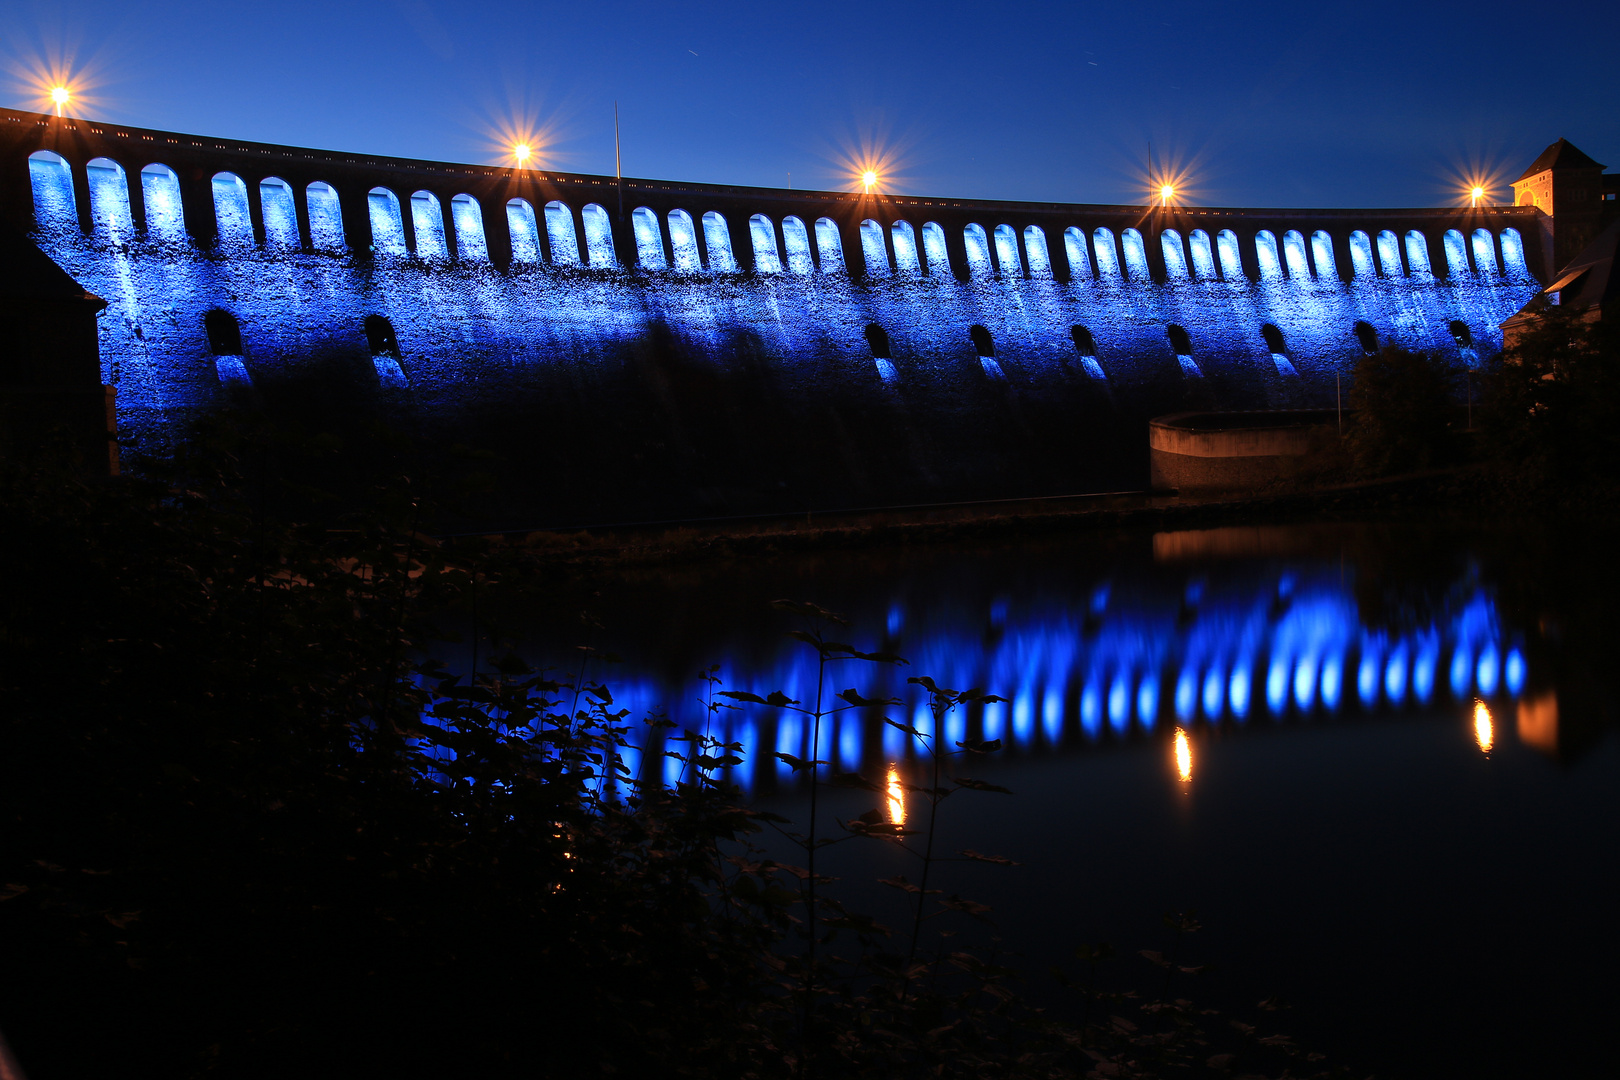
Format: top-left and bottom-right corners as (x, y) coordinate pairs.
(517, 522), (1617, 1079)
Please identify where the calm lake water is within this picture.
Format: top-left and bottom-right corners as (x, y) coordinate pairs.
(518, 522), (1618, 1079)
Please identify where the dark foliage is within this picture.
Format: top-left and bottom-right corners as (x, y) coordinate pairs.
(1345, 347), (1454, 476)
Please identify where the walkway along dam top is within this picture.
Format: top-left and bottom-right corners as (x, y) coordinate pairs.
(1, 107), (1550, 526)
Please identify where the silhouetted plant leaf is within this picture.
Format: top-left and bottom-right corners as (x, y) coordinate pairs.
(954, 738), (1002, 755)
(771, 599), (848, 625)
(838, 688), (900, 707)
(950, 776), (1012, 794)
(958, 849), (1020, 866)
(717, 690), (767, 704)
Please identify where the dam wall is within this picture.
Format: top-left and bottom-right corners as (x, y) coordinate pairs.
(1, 108), (1545, 525)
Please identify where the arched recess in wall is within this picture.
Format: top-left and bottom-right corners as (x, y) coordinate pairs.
(368, 188), (407, 255)
(1216, 229), (1243, 281)
(970, 324), (1004, 379)
(922, 222), (949, 275)
(1120, 229), (1149, 282)
(1471, 228), (1499, 276)
(213, 172), (254, 250)
(506, 199), (541, 264)
(1349, 231), (1375, 278)
(667, 209), (700, 271)
(27, 150), (76, 232)
(994, 224), (1021, 277)
(1500, 228), (1529, 278)
(1442, 229), (1469, 277)
(1167, 323), (1201, 377)
(1255, 231), (1282, 282)
(1024, 226), (1051, 277)
(1449, 320), (1478, 366)
(547, 201), (582, 266)
(204, 308), (250, 387)
(1376, 230), (1403, 277)
(1311, 231), (1337, 280)
(1404, 231), (1432, 277)
(750, 215), (782, 273)
(141, 164), (185, 242)
(1070, 325), (1105, 380)
(963, 224), (993, 277)
(1093, 228), (1121, 280)
(814, 217), (844, 272)
(580, 203), (614, 267)
(1064, 227), (1092, 281)
(892, 221), (920, 273)
(1188, 229), (1215, 281)
(85, 158), (133, 240)
(452, 195), (489, 262)
(259, 177), (298, 250)
(365, 314), (409, 388)
(305, 181), (343, 252)
(1262, 323), (1298, 376)
(702, 211), (736, 272)
(865, 323), (899, 384)
(631, 206), (665, 269)
(411, 191), (448, 258)
(1354, 320), (1379, 355)
(1160, 229), (1188, 282)
(860, 219), (889, 276)
(1282, 230), (1310, 281)
(782, 216), (813, 273)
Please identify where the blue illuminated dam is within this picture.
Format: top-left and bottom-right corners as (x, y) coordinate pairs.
(3, 108), (1547, 523)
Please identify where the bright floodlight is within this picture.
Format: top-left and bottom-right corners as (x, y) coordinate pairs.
(1470, 185), (1485, 207)
(50, 85), (70, 107)
(1160, 184), (1175, 205)
(513, 143), (532, 165)
(862, 170), (877, 192)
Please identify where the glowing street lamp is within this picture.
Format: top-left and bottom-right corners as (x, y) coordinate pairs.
(1160, 183), (1175, 207)
(862, 169), (878, 194)
(1470, 185), (1485, 208)
(50, 85), (70, 116)
(513, 142), (532, 167)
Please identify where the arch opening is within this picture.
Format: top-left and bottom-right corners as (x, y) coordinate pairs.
(1093, 228), (1121, 280)
(1024, 225), (1051, 277)
(1404, 230), (1432, 277)
(1283, 230), (1311, 280)
(86, 157), (133, 240)
(1063, 227), (1092, 281)
(970, 324), (1003, 379)
(259, 177), (298, 250)
(702, 210), (735, 272)
(1500, 228), (1528, 278)
(411, 191), (448, 258)
(1121, 228), (1149, 282)
(213, 172), (254, 250)
(994, 224), (1022, 277)
(963, 224), (992, 277)
(1442, 229), (1469, 278)
(922, 222), (949, 275)
(631, 206), (665, 269)
(667, 210), (700, 271)
(892, 220), (920, 273)
(1161, 229), (1188, 283)
(815, 217), (844, 272)
(865, 323), (897, 382)
(1349, 231), (1375, 278)
(1311, 230), (1337, 280)
(1471, 228), (1498, 276)
(1216, 229), (1242, 281)
(782, 216), (812, 273)
(204, 308), (242, 355)
(368, 188), (407, 255)
(860, 219), (889, 276)
(141, 164), (184, 242)
(452, 194), (489, 262)
(1255, 230), (1282, 282)
(751, 215), (782, 273)
(365, 314), (408, 387)
(1449, 320), (1478, 366)
(547, 201), (582, 266)
(1377, 230), (1403, 277)
(305, 181), (343, 252)
(1262, 323), (1297, 376)
(27, 150), (76, 232)
(581, 203), (616, 267)
(1188, 229), (1215, 281)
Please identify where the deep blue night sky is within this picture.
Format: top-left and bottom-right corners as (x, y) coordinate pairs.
(3, 0), (1615, 208)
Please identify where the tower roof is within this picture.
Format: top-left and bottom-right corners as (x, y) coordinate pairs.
(1514, 138), (1607, 183)
(0, 225), (104, 305)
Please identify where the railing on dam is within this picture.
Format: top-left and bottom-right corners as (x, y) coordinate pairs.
(5, 107), (1547, 287)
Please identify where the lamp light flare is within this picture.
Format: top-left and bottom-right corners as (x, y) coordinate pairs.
(862, 169), (878, 194)
(513, 143), (532, 166)
(1160, 184), (1175, 207)
(50, 85), (70, 116)
(885, 765), (905, 825)
(1470, 185), (1485, 208)
(1173, 728), (1193, 782)
(1473, 700), (1494, 754)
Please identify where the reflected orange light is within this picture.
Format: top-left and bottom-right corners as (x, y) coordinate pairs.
(1473, 700), (1494, 754)
(1173, 728), (1192, 782)
(885, 765), (905, 825)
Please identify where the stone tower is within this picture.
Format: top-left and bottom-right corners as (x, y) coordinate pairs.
(1512, 139), (1613, 271)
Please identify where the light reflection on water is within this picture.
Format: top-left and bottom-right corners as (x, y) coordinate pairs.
(579, 536), (1530, 796)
